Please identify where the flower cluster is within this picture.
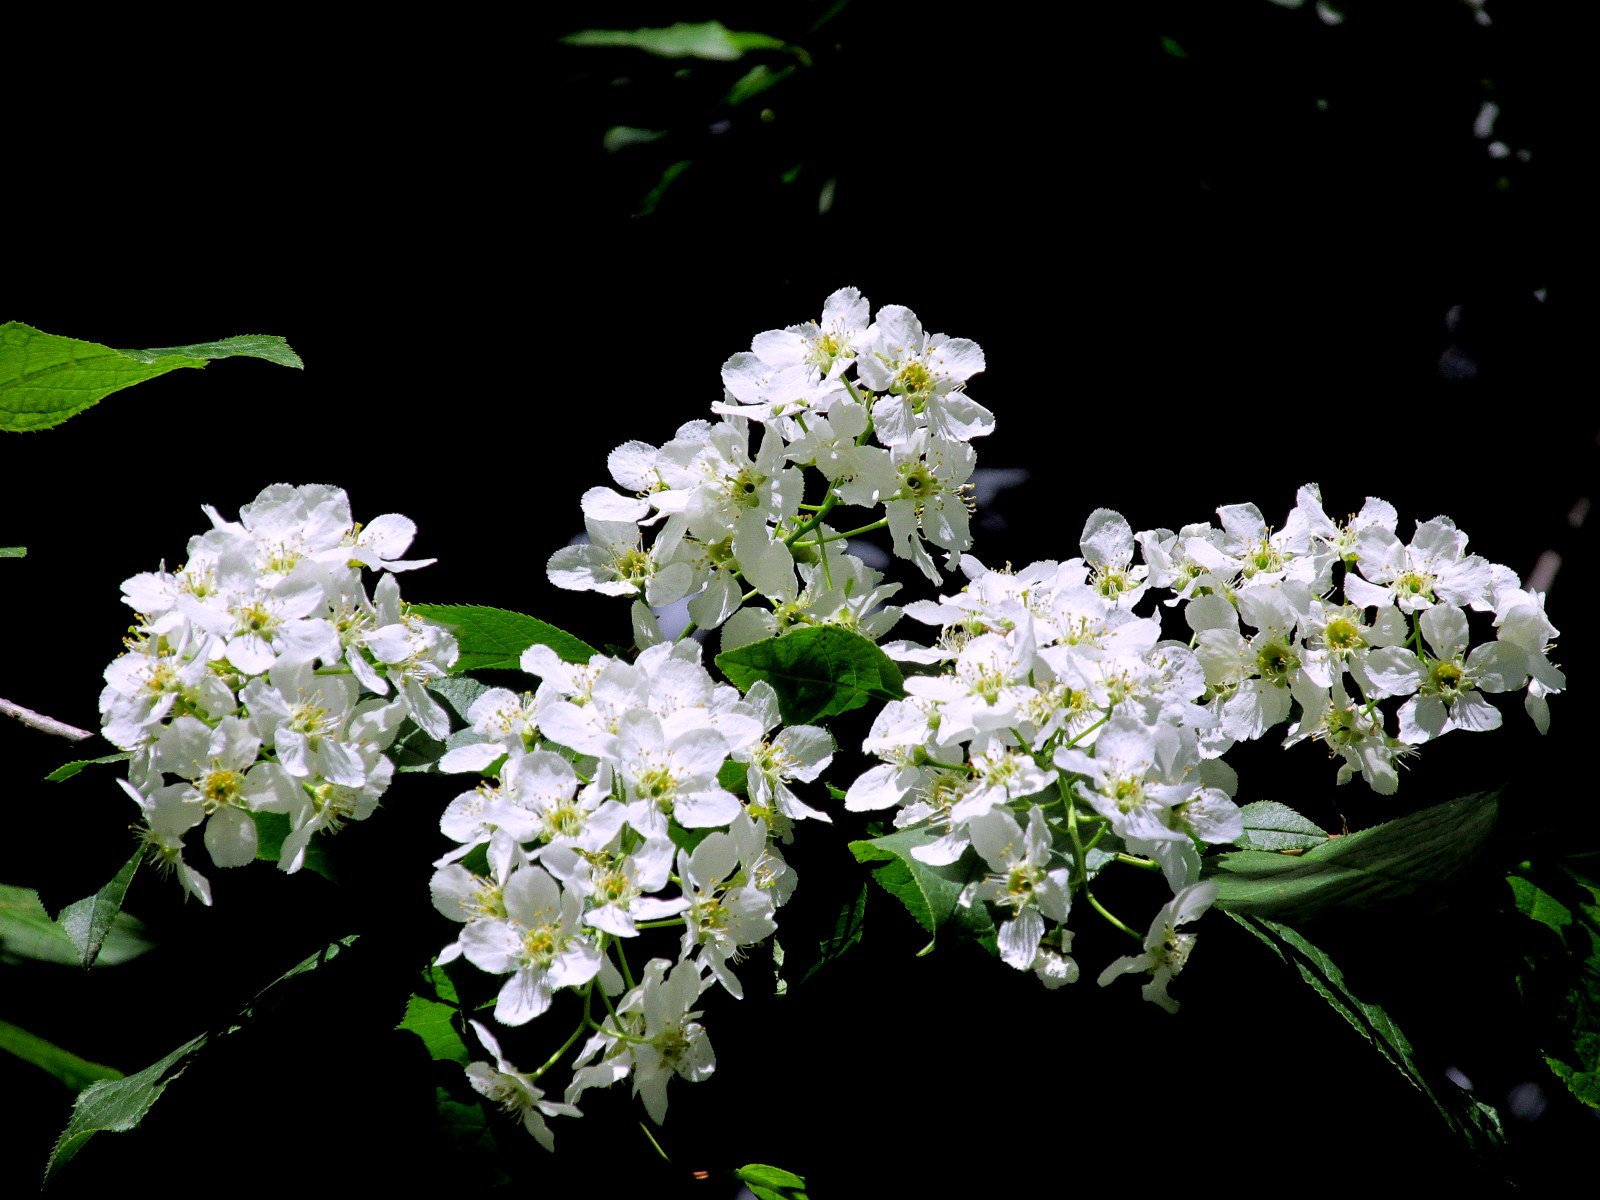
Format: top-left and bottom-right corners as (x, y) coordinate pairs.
(431, 639), (830, 1141)
(852, 487), (1561, 1012)
(100, 484), (455, 904)
(548, 287), (989, 649)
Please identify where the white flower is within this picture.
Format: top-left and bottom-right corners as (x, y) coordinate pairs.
(459, 865), (602, 1025)
(1097, 881), (1216, 1014)
(962, 807), (1071, 970)
(465, 1021), (580, 1151)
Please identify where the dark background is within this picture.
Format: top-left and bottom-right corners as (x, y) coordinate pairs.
(3, 1), (1592, 1193)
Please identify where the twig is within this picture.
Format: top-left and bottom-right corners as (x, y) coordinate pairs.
(0, 696), (94, 741)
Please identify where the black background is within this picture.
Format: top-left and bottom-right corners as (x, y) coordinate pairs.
(3, 2), (1593, 1193)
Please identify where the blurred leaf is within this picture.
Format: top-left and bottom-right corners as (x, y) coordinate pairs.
(0, 883), (151, 967)
(604, 125), (666, 153)
(46, 752), (132, 783)
(0, 1018), (123, 1091)
(563, 21), (785, 61)
(1232, 800), (1329, 851)
(1204, 791), (1498, 921)
(638, 159), (693, 217)
(0, 546), (24, 557)
(1, 323), (298, 432)
(716, 626), (904, 725)
(410, 604), (596, 672)
(1160, 35), (1188, 58)
(1233, 913), (1505, 1153)
(726, 64), (795, 107)
(55, 850), (140, 969)
(738, 1163), (808, 1200)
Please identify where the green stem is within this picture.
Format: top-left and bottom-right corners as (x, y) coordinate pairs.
(1113, 852), (1161, 871)
(1086, 891), (1144, 941)
(529, 1010), (590, 1082)
(791, 517), (890, 547)
(633, 918), (687, 930)
(784, 492), (840, 547)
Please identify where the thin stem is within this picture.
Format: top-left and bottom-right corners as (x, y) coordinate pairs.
(1086, 891), (1144, 941)
(530, 1011), (591, 1082)
(791, 517), (890, 547)
(784, 492), (840, 547)
(1113, 852), (1161, 872)
(0, 696), (93, 741)
(633, 918), (687, 930)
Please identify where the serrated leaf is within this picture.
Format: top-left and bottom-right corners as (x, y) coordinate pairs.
(250, 811), (335, 880)
(0, 883), (149, 967)
(798, 883), (867, 985)
(848, 826), (981, 938)
(389, 717), (448, 773)
(430, 675), (495, 723)
(55, 850), (141, 969)
(1204, 791), (1498, 922)
(47, 935), (357, 1181)
(115, 334), (302, 368)
(0, 1018), (123, 1091)
(0, 323), (298, 432)
(410, 604), (596, 672)
(0, 545), (24, 557)
(1233, 800), (1329, 851)
(563, 20), (784, 60)
(716, 626), (904, 725)
(45, 1035), (204, 1180)
(45, 752), (132, 783)
(1232, 913), (1505, 1153)
(398, 966), (470, 1066)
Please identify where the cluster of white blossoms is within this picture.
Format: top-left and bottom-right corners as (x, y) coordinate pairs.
(850, 487), (1562, 1012)
(431, 639), (831, 1144)
(548, 287), (989, 648)
(100, 484), (456, 905)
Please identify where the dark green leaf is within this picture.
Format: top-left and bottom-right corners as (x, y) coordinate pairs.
(55, 851), (141, 969)
(725, 64), (794, 107)
(0, 1019), (123, 1091)
(668, 819), (716, 855)
(410, 604), (596, 672)
(1160, 35), (1188, 58)
(1509, 874), (1573, 934)
(1232, 800), (1329, 851)
(1232, 913), (1505, 1153)
(1204, 791), (1498, 922)
(562, 21), (784, 60)
(47, 936), (357, 1181)
(848, 826), (985, 941)
(389, 717), (448, 773)
(1508, 857), (1600, 1108)
(116, 334), (302, 368)
(638, 159), (693, 217)
(398, 966), (470, 1066)
(798, 883), (867, 984)
(435, 1088), (507, 1186)
(46, 752), (131, 782)
(0, 323), (298, 432)
(716, 626), (904, 725)
(251, 812), (335, 881)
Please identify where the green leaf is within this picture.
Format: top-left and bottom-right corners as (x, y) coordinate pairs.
(0, 883), (151, 967)
(717, 759), (748, 796)
(0, 323), (299, 432)
(0, 545), (24, 557)
(55, 851), (141, 969)
(716, 627), (904, 725)
(638, 158), (693, 217)
(0, 1019), (123, 1091)
(435, 1087), (507, 1186)
(848, 826), (988, 942)
(398, 966), (470, 1066)
(46, 935), (357, 1182)
(45, 752), (132, 782)
(46, 1035), (205, 1180)
(1160, 35), (1188, 58)
(1508, 857), (1600, 1107)
(389, 717), (449, 773)
(115, 334), (302, 368)
(562, 21), (785, 60)
(431, 675), (495, 723)
(1232, 913), (1505, 1153)
(725, 64), (795, 107)
(1232, 800), (1329, 851)
(410, 604), (596, 672)
(1204, 791), (1498, 922)
(798, 882), (867, 984)
(667, 819), (716, 855)
(737, 1163), (808, 1199)
(250, 812), (335, 881)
